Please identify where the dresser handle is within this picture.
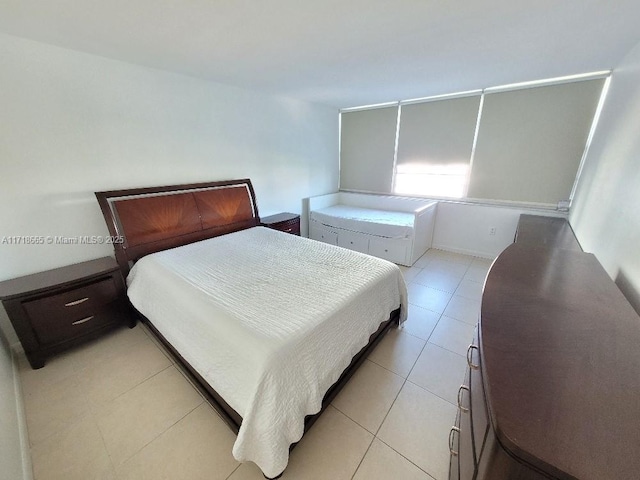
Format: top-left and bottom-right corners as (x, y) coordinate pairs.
(65, 297), (89, 307)
(284, 228), (292, 233)
(449, 426), (460, 456)
(72, 316), (94, 325)
(457, 385), (470, 413)
(467, 344), (480, 370)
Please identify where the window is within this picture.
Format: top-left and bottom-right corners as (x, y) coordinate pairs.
(394, 163), (469, 198)
(467, 79), (605, 204)
(394, 95), (481, 198)
(338, 73), (608, 207)
(339, 105), (398, 192)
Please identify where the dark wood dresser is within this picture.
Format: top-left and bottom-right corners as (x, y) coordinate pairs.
(260, 212), (301, 235)
(0, 257), (134, 369)
(450, 215), (640, 480)
(515, 214), (583, 251)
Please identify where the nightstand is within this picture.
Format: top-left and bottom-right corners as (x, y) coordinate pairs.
(0, 257), (134, 369)
(260, 212), (301, 235)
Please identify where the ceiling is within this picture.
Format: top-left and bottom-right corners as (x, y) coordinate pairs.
(0, 0), (639, 108)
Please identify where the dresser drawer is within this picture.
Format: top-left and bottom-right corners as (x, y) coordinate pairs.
(23, 277), (119, 323)
(468, 335), (489, 457)
(23, 276), (124, 345)
(310, 224), (338, 245)
(369, 238), (409, 264)
(337, 231), (369, 254)
(458, 367), (476, 480)
(449, 410), (461, 480)
(30, 302), (125, 345)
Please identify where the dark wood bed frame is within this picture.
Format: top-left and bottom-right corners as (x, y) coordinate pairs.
(95, 179), (400, 478)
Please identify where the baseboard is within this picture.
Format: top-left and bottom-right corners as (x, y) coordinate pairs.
(11, 345), (33, 480)
(431, 244), (495, 260)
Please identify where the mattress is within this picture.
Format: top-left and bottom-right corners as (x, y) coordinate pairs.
(310, 205), (415, 238)
(126, 226), (407, 478)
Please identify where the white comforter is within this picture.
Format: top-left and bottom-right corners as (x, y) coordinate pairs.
(126, 227), (407, 478)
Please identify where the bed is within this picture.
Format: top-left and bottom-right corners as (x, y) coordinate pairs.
(95, 179), (407, 478)
(308, 192), (437, 266)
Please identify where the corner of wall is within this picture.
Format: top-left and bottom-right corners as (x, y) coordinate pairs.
(11, 345), (34, 480)
(0, 329), (33, 480)
(0, 305), (19, 346)
(614, 269), (640, 317)
(569, 38), (640, 307)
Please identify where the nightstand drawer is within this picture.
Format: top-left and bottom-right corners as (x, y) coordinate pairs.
(261, 212), (301, 235)
(23, 277), (119, 324)
(29, 303), (125, 345)
(277, 219), (301, 235)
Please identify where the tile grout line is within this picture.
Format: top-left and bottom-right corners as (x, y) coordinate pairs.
(404, 377), (461, 409)
(374, 376), (462, 479)
(110, 398), (204, 474)
(404, 308), (473, 406)
(372, 313), (435, 437)
(94, 408), (120, 479)
(374, 436), (439, 480)
(22, 377), (94, 450)
(368, 344), (442, 478)
(225, 463), (243, 480)
(348, 432), (377, 480)
(88, 363), (175, 418)
(368, 301), (441, 437)
(95, 364), (203, 474)
(369, 264), (467, 477)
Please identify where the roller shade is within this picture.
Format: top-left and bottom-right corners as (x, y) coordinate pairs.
(339, 106), (398, 193)
(395, 95), (481, 197)
(467, 79), (605, 204)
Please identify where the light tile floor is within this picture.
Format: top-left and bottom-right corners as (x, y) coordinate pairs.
(18, 249), (492, 480)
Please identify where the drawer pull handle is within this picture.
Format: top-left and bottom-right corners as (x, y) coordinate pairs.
(65, 297), (89, 307)
(284, 228), (292, 233)
(449, 426), (460, 456)
(467, 344), (480, 370)
(457, 385), (470, 413)
(72, 316), (94, 326)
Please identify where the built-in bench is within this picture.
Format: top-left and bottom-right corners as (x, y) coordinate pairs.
(308, 192), (437, 266)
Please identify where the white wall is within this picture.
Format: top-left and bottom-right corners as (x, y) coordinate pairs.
(0, 33), (339, 343)
(570, 39), (640, 313)
(432, 201), (566, 259)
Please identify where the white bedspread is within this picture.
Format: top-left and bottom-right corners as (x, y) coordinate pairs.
(126, 227), (407, 478)
(310, 205), (415, 238)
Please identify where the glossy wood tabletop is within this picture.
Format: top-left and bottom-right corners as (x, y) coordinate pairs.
(515, 214), (583, 251)
(0, 257), (119, 299)
(481, 243), (640, 480)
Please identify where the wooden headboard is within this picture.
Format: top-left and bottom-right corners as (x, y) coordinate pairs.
(96, 179), (260, 275)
